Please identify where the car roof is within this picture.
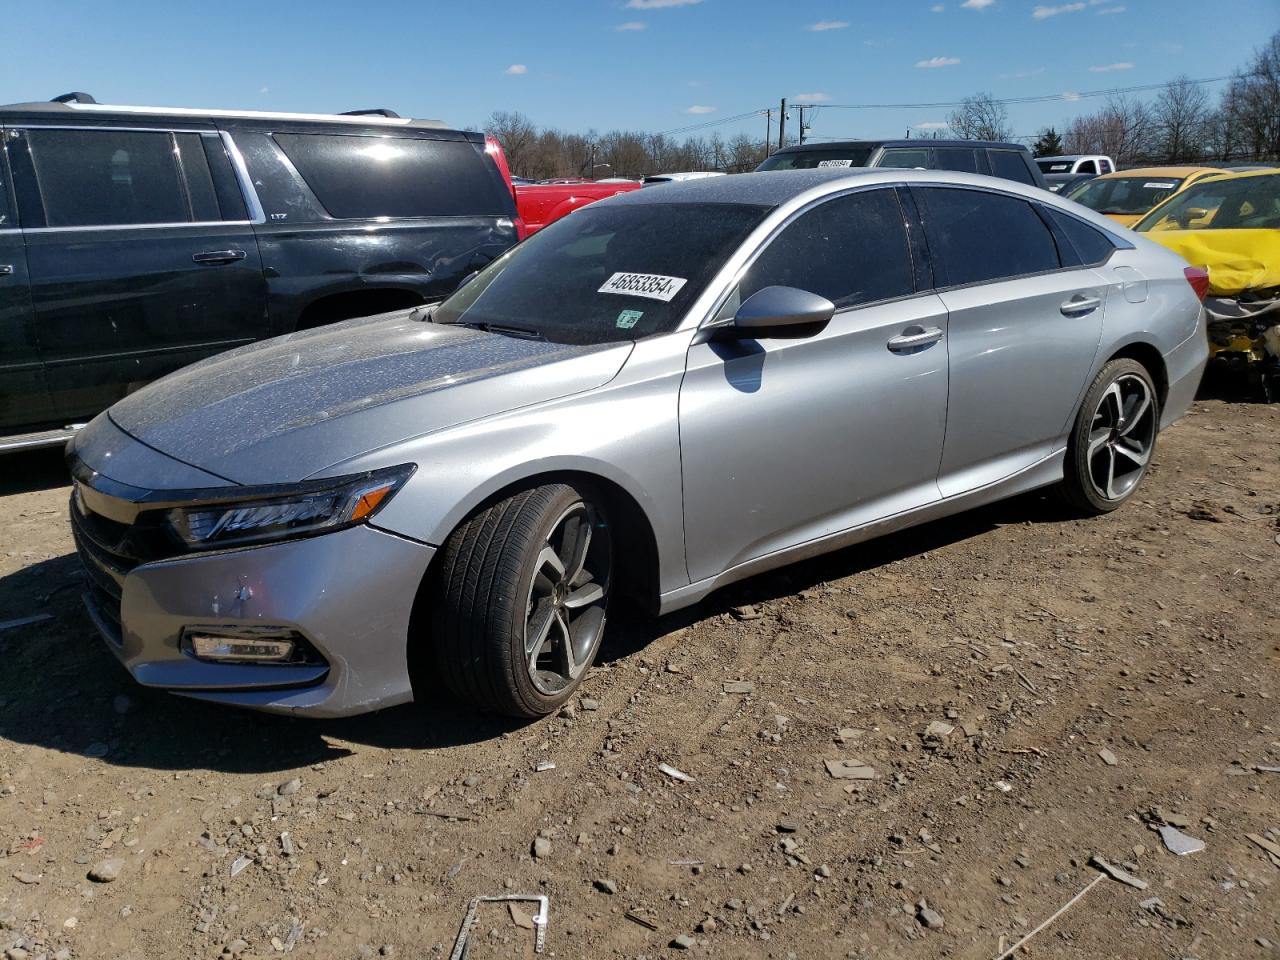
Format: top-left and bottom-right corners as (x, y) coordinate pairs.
(1094, 165), (1227, 179)
(0, 97), (452, 130)
(773, 139), (1027, 153)
(600, 167), (1050, 210)
(1037, 154), (1107, 161)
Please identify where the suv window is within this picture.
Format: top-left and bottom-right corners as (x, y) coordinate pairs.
(988, 150), (1036, 185)
(1078, 160), (1098, 175)
(25, 129), (189, 227)
(273, 133), (508, 220)
(935, 148), (979, 174)
(1045, 207), (1117, 265)
(1100, 159), (1114, 173)
(877, 148), (930, 169)
(740, 189), (915, 309)
(917, 187), (1060, 286)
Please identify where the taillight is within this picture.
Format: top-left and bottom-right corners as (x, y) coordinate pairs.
(512, 215), (528, 241)
(484, 135), (517, 200)
(1183, 265), (1209, 302)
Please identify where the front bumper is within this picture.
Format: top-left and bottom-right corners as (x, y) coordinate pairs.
(79, 523), (435, 718)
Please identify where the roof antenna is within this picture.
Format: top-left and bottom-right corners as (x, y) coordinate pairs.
(51, 92), (97, 104)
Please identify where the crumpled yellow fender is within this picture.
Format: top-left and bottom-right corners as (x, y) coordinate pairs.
(1146, 229), (1280, 296)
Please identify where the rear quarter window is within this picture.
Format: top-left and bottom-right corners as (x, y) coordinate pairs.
(988, 151), (1036, 185)
(273, 133), (510, 220)
(1045, 207), (1118, 266)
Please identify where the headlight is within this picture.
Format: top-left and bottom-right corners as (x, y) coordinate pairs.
(166, 465), (414, 550)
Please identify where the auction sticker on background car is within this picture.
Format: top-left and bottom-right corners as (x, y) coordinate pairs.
(598, 272), (688, 301)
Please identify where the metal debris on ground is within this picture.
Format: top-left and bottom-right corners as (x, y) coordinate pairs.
(450, 894), (548, 959)
(1157, 824), (1206, 856)
(993, 872), (1105, 960)
(0, 613), (54, 632)
(658, 763), (694, 783)
(229, 855), (252, 879)
(534, 760), (556, 772)
(624, 911), (659, 931)
(1089, 855), (1148, 890)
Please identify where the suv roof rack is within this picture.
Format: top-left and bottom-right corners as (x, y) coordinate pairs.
(0, 99), (447, 129)
(341, 108), (401, 119)
(51, 91), (97, 104)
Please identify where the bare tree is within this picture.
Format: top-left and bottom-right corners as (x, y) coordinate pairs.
(483, 111), (539, 175)
(1064, 95), (1156, 164)
(1154, 75), (1210, 162)
(947, 93), (1012, 141)
(1224, 32), (1280, 161)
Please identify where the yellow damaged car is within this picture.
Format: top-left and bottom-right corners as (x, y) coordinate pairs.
(1135, 169), (1280, 400)
(1065, 165), (1229, 228)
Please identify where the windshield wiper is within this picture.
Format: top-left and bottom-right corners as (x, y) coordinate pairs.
(446, 319), (544, 341)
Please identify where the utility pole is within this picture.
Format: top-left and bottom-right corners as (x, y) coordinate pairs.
(764, 109), (772, 155)
(778, 98), (787, 151)
(798, 106), (806, 144)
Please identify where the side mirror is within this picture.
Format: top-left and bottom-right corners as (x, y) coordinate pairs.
(729, 286), (835, 340)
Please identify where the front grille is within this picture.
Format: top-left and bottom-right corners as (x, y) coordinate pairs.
(70, 487), (185, 643)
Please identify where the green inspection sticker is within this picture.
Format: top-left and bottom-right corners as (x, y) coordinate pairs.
(616, 309), (644, 330)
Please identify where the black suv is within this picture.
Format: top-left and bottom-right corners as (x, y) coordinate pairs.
(757, 139), (1047, 189)
(0, 93), (522, 450)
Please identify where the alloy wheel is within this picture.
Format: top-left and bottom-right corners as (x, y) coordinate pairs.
(1086, 373), (1156, 501)
(523, 501), (611, 695)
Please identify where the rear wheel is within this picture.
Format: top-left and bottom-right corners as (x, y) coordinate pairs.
(1057, 358), (1159, 515)
(431, 484), (612, 717)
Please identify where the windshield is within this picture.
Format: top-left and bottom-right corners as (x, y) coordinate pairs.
(1136, 174), (1280, 232)
(1067, 176), (1186, 215)
(433, 202), (770, 344)
(757, 148), (873, 171)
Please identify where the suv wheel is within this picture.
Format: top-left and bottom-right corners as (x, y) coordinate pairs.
(431, 484), (612, 717)
(1058, 358), (1159, 515)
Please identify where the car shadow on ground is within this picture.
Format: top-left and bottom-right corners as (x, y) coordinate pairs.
(0, 447), (72, 496)
(0, 485), (1068, 775)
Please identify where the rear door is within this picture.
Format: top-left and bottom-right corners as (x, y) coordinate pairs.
(914, 185), (1107, 496)
(9, 124), (266, 422)
(0, 128), (56, 433)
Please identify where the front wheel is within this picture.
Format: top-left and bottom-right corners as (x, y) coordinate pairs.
(430, 484), (612, 717)
(1057, 358), (1159, 515)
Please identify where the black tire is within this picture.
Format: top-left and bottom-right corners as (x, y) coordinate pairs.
(1057, 358), (1160, 516)
(430, 484), (612, 717)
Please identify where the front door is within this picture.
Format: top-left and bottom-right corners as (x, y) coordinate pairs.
(9, 126), (267, 422)
(0, 130), (55, 434)
(913, 186), (1105, 496)
(679, 187), (949, 584)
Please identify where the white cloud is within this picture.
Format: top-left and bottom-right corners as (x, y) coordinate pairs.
(626, 0), (700, 7)
(916, 56), (961, 68)
(961, 0), (995, 8)
(684, 104), (717, 114)
(1095, 4), (1125, 12)
(615, 20), (647, 30)
(931, 3), (945, 10)
(1034, 0), (1113, 18)
(1088, 61), (1133, 72)
(791, 92), (831, 102)
(915, 121), (951, 130)
(504, 64), (528, 75)
(806, 19), (850, 31)
(258, 86), (269, 94)
(1061, 91), (1081, 100)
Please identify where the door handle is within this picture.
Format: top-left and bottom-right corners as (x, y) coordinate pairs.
(192, 249), (247, 264)
(0, 264), (13, 276)
(887, 326), (944, 352)
(1060, 294), (1102, 316)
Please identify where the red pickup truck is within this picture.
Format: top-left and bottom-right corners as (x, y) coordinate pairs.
(515, 180), (642, 234)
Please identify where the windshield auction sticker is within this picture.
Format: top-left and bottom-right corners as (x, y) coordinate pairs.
(817, 159), (854, 168)
(599, 272), (688, 302)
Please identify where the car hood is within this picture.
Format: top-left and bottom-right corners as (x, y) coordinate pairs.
(1145, 228), (1280, 296)
(107, 312), (633, 485)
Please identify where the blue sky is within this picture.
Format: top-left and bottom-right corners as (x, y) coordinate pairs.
(2, 0), (1276, 143)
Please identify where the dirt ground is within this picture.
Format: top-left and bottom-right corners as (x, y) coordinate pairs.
(0, 397), (1276, 960)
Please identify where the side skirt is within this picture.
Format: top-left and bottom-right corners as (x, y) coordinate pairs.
(657, 448), (1066, 615)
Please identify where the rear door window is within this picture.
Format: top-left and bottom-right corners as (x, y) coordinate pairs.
(1078, 160), (1098, 174)
(273, 133), (508, 219)
(877, 148), (930, 169)
(24, 129), (189, 227)
(935, 148), (979, 173)
(740, 188), (916, 309)
(917, 187), (1061, 286)
(988, 151), (1036, 185)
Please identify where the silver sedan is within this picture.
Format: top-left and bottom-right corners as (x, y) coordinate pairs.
(67, 169), (1208, 719)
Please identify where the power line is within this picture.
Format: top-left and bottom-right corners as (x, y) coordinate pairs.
(789, 73), (1243, 110)
(657, 108), (771, 137)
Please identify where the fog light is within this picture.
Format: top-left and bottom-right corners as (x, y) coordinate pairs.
(185, 629), (300, 663)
